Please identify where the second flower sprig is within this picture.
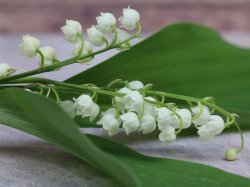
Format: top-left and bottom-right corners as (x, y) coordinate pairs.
(8, 77), (244, 161)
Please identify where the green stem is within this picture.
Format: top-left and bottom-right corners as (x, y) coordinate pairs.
(8, 77), (123, 97)
(144, 91), (233, 119)
(111, 26), (118, 46)
(6, 76), (236, 122)
(45, 85), (51, 97)
(50, 85), (61, 103)
(78, 34), (85, 57)
(37, 49), (45, 68)
(234, 121), (244, 154)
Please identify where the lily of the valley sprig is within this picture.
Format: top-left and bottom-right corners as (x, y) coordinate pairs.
(0, 7), (244, 161)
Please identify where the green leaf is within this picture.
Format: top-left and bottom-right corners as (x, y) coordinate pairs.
(0, 88), (141, 187)
(0, 88), (249, 187)
(88, 134), (250, 187)
(65, 23), (250, 129)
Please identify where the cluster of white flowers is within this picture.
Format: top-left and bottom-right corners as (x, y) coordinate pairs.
(61, 6), (140, 62)
(60, 80), (225, 144)
(17, 7), (140, 68)
(19, 35), (57, 67)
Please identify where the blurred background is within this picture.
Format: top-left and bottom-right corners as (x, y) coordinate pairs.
(0, 0), (250, 33)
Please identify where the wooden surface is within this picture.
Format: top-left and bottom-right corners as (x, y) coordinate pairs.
(0, 0), (250, 33)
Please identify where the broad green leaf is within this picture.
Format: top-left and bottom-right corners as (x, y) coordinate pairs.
(0, 88), (140, 187)
(0, 88), (249, 187)
(65, 23), (250, 129)
(88, 134), (250, 187)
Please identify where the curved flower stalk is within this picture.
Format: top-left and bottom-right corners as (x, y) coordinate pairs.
(0, 7), (244, 161)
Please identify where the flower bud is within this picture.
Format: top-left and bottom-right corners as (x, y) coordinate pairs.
(225, 148), (237, 161)
(0, 63), (12, 77)
(197, 115), (224, 141)
(192, 104), (210, 126)
(87, 26), (106, 47)
(159, 126), (176, 143)
(60, 100), (76, 119)
(119, 7), (140, 30)
(96, 12), (116, 34)
(39, 46), (57, 67)
(19, 35), (40, 57)
(140, 115), (156, 134)
(97, 113), (120, 136)
(128, 80), (144, 90)
(61, 20), (82, 43)
(120, 112), (140, 134)
(124, 90), (144, 112)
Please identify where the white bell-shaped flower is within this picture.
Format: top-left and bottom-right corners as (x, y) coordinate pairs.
(119, 7), (140, 30)
(61, 20), (82, 43)
(115, 87), (132, 109)
(174, 109), (192, 129)
(157, 107), (179, 131)
(89, 103), (100, 121)
(124, 90), (144, 112)
(73, 94), (99, 121)
(192, 104), (210, 126)
(72, 40), (92, 56)
(159, 126), (176, 143)
(73, 95), (93, 116)
(38, 46), (57, 67)
(97, 113), (120, 136)
(0, 63), (12, 77)
(72, 40), (93, 63)
(197, 115), (224, 141)
(101, 107), (117, 116)
(60, 100), (76, 119)
(87, 26), (106, 47)
(120, 112), (140, 134)
(140, 115), (156, 134)
(19, 35), (40, 57)
(144, 97), (157, 116)
(96, 12), (116, 34)
(128, 80), (144, 90)
(112, 28), (131, 49)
